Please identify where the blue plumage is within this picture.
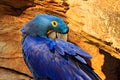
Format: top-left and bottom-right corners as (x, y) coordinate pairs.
(21, 14), (101, 80)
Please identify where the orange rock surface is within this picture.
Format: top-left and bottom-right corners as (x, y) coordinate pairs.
(0, 0), (120, 80)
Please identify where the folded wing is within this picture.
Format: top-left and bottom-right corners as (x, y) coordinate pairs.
(22, 36), (101, 80)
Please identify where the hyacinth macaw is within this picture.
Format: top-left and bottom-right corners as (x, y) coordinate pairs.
(21, 14), (101, 80)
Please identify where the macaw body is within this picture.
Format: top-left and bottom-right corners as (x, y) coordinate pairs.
(22, 35), (100, 80)
(21, 14), (101, 80)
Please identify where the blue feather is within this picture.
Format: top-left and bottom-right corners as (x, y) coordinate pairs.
(22, 35), (101, 80)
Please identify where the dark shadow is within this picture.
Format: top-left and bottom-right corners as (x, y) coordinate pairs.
(85, 58), (92, 66)
(0, 1), (35, 16)
(100, 49), (120, 80)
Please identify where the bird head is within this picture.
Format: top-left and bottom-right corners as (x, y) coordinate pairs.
(21, 14), (69, 38)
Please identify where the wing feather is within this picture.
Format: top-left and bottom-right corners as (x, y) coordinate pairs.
(56, 40), (92, 58)
(22, 36), (101, 80)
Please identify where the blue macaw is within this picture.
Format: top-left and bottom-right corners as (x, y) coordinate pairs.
(21, 14), (101, 80)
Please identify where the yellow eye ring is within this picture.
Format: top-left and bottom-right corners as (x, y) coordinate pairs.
(51, 21), (58, 27)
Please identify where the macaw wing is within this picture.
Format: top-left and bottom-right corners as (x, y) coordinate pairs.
(55, 39), (92, 64)
(22, 36), (84, 80)
(23, 36), (63, 79)
(54, 39), (101, 80)
(22, 36), (101, 80)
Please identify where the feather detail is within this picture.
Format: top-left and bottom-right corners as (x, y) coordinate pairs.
(22, 35), (101, 80)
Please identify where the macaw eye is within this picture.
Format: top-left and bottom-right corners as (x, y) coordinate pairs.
(51, 21), (58, 27)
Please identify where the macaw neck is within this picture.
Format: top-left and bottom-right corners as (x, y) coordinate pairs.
(23, 35), (56, 50)
(37, 30), (48, 38)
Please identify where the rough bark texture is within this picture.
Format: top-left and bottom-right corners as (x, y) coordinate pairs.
(0, 0), (120, 80)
